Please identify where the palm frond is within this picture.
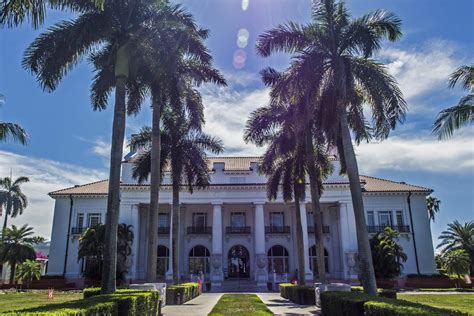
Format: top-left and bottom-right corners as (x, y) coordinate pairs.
(0, 122), (28, 145)
(432, 101), (473, 140)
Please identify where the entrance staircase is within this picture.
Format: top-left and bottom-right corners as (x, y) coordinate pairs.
(217, 279), (263, 292)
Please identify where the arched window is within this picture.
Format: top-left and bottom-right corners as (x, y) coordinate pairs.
(157, 245), (169, 277)
(309, 246), (329, 276)
(189, 245), (210, 274)
(267, 245), (289, 274)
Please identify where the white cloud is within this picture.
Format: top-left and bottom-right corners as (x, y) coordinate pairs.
(220, 70), (260, 87)
(355, 127), (474, 174)
(201, 86), (269, 155)
(0, 151), (106, 239)
(379, 40), (463, 112)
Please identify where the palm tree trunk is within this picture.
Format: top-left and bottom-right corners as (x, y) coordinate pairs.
(293, 189), (306, 285)
(172, 180), (180, 284)
(305, 133), (327, 284)
(1, 211), (8, 240)
(339, 106), (377, 296)
(9, 261), (15, 285)
(145, 89), (162, 282)
(101, 74), (127, 294)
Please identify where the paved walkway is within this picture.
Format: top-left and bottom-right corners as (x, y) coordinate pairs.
(161, 293), (223, 316)
(162, 292), (320, 315)
(258, 293), (320, 315)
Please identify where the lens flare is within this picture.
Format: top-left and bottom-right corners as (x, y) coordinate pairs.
(241, 0), (249, 11)
(233, 49), (247, 69)
(236, 28), (250, 48)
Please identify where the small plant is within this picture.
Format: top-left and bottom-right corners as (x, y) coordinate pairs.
(440, 249), (471, 285)
(16, 259), (41, 288)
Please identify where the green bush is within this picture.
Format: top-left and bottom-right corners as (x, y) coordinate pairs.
(166, 282), (200, 305)
(1, 290), (160, 316)
(279, 283), (315, 305)
(351, 286), (397, 299)
(320, 291), (468, 316)
(83, 287), (144, 299)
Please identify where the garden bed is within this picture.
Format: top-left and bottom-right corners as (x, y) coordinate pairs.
(209, 294), (272, 316)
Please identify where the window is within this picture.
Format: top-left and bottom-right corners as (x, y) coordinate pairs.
(307, 211), (314, 224)
(378, 211), (392, 227)
(158, 213), (170, 228)
(309, 246), (329, 276)
(270, 212), (284, 228)
(87, 213), (101, 227)
(267, 245), (289, 274)
(193, 213), (207, 228)
(76, 213), (84, 228)
(189, 245), (210, 274)
(231, 212), (246, 228)
(367, 211), (375, 227)
(157, 245), (169, 277)
(396, 210), (404, 226)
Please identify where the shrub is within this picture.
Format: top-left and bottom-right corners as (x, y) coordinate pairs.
(351, 286), (397, 299)
(320, 291), (468, 316)
(279, 283), (315, 305)
(2, 290), (160, 315)
(166, 282), (200, 305)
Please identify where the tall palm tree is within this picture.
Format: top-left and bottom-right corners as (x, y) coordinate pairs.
(0, 224), (38, 284)
(426, 196), (441, 222)
(22, 0), (205, 293)
(131, 109), (223, 283)
(437, 220), (474, 276)
(0, 176), (29, 238)
(256, 0), (406, 295)
(433, 65), (474, 140)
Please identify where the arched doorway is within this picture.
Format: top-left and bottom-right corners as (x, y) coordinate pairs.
(228, 245), (250, 278)
(157, 245), (169, 277)
(309, 245), (329, 277)
(267, 245), (289, 274)
(189, 245), (210, 275)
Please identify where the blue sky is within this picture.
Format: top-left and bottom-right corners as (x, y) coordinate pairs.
(0, 0), (473, 245)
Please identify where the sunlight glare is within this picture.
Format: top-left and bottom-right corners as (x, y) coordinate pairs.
(237, 28), (250, 48)
(241, 0), (249, 11)
(233, 49), (247, 69)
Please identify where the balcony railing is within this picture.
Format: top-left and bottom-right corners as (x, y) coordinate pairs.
(71, 227), (86, 235)
(226, 226), (251, 234)
(187, 226), (212, 235)
(367, 225), (410, 233)
(265, 226), (290, 234)
(307, 226), (330, 234)
(158, 227), (170, 235)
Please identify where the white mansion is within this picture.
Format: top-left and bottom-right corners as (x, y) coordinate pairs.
(46, 154), (437, 289)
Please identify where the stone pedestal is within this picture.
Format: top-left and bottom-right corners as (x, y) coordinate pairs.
(255, 253), (268, 290)
(210, 254), (223, 290)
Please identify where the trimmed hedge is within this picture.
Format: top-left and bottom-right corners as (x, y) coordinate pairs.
(1, 290), (160, 316)
(166, 282), (200, 305)
(83, 287), (144, 299)
(351, 286), (397, 299)
(279, 283), (316, 305)
(320, 291), (468, 316)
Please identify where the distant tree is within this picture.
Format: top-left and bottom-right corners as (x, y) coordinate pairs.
(0, 224), (40, 284)
(426, 196), (441, 222)
(370, 227), (407, 279)
(0, 176), (29, 238)
(16, 259), (41, 288)
(78, 223), (134, 281)
(433, 65), (474, 139)
(437, 220), (474, 276)
(441, 249), (471, 282)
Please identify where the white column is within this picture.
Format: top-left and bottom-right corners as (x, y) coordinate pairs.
(254, 202), (267, 288)
(130, 204), (139, 281)
(211, 203), (223, 287)
(339, 202), (358, 280)
(166, 204), (173, 281)
(299, 203), (313, 281)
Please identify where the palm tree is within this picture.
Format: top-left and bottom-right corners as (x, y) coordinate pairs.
(22, 0), (205, 293)
(0, 95), (28, 145)
(16, 259), (42, 289)
(433, 65), (474, 139)
(440, 249), (471, 281)
(437, 221), (474, 276)
(1, 0), (104, 28)
(131, 109), (223, 283)
(426, 196), (441, 222)
(0, 176), (29, 238)
(256, 0), (406, 295)
(0, 224), (38, 284)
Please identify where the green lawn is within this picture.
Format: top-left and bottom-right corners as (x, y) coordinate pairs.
(399, 294), (474, 315)
(0, 291), (83, 312)
(209, 294), (273, 316)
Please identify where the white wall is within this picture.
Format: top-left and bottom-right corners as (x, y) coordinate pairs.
(47, 198), (71, 276)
